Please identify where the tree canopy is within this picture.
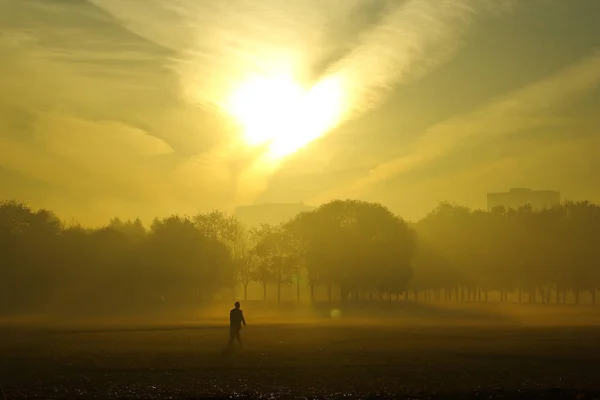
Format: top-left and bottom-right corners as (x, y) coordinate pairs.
(1, 198), (599, 318)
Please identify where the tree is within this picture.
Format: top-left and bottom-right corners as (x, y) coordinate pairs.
(195, 211), (250, 298)
(286, 200), (417, 304)
(249, 223), (297, 305)
(237, 252), (255, 301)
(108, 217), (146, 243)
(3, 196), (600, 320)
(143, 215), (230, 306)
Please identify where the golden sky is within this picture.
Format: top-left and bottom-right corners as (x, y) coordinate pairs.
(1, 0), (599, 225)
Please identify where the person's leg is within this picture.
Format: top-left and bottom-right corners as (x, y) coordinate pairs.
(236, 330), (243, 347)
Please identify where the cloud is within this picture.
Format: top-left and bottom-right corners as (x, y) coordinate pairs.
(0, 114), (173, 195)
(93, 0), (516, 121)
(14, 0), (590, 224)
(403, 132), (600, 216)
(311, 50), (600, 204)
(328, 0), (518, 116)
(87, 0), (517, 204)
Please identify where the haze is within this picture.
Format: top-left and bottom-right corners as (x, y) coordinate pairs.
(3, 2), (600, 397)
(1, 0), (599, 225)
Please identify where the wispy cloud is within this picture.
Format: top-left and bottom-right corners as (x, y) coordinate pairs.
(93, 0), (516, 121)
(328, 0), (517, 116)
(7, 0), (597, 224)
(88, 0), (516, 204)
(311, 50), (600, 204)
(0, 0), (232, 222)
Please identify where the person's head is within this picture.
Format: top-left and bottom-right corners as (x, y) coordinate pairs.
(234, 301), (240, 309)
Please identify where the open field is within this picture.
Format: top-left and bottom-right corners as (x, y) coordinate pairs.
(2, 304), (600, 399)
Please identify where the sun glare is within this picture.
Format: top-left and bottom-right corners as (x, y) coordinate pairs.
(225, 74), (345, 159)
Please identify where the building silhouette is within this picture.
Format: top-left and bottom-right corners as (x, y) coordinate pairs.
(487, 188), (560, 211)
(235, 202), (315, 227)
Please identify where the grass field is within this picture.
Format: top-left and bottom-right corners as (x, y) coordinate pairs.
(2, 304), (600, 399)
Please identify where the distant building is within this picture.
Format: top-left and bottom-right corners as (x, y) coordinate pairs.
(487, 188), (560, 211)
(235, 202), (315, 227)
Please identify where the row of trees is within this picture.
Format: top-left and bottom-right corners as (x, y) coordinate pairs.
(412, 202), (600, 305)
(1, 198), (599, 316)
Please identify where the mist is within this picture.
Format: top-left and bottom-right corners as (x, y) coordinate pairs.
(2, 0), (600, 224)
(2, 198), (599, 331)
(2, 1), (600, 397)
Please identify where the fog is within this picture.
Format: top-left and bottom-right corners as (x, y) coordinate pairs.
(2, 0), (600, 225)
(1, 199), (599, 332)
(2, 1), (600, 397)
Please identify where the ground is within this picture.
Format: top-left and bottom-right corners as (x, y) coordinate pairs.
(1, 304), (600, 399)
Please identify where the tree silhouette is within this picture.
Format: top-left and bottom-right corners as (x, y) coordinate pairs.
(1, 198), (599, 317)
(248, 223), (297, 305)
(194, 210), (248, 298)
(286, 200), (416, 304)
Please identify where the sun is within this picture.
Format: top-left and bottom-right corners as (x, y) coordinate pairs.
(225, 73), (345, 159)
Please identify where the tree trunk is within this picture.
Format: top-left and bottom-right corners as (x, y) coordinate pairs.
(484, 290), (488, 302)
(263, 282), (267, 301)
(277, 265), (282, 307)
(541, 285), (551, 304)
(518, 288), (522, 303)
(297, 280), (301, 303)
(310, 284), (315, 304)
(574, 290), (580, 305)
(556, 286), (560, 304)
(592, 289), (597, 305)
(461, 286), (465, 302)
(243, 283), (248, 301)
(414, 290), (419, 301)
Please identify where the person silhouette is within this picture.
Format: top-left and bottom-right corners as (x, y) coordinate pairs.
(228, 301), (246, 347)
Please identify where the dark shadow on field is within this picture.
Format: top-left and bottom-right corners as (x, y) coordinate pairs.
(1, 318), (600, 399)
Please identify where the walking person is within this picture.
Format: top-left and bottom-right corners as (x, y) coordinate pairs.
(228, 301), (246, 348)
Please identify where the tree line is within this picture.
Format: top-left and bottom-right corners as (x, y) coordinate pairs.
(1, 198), (599, 317)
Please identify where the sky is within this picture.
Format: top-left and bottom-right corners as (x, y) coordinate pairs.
(1, 0), (599, 226)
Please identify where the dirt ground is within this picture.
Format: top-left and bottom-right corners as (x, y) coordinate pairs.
(1, 304), (600, 399)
